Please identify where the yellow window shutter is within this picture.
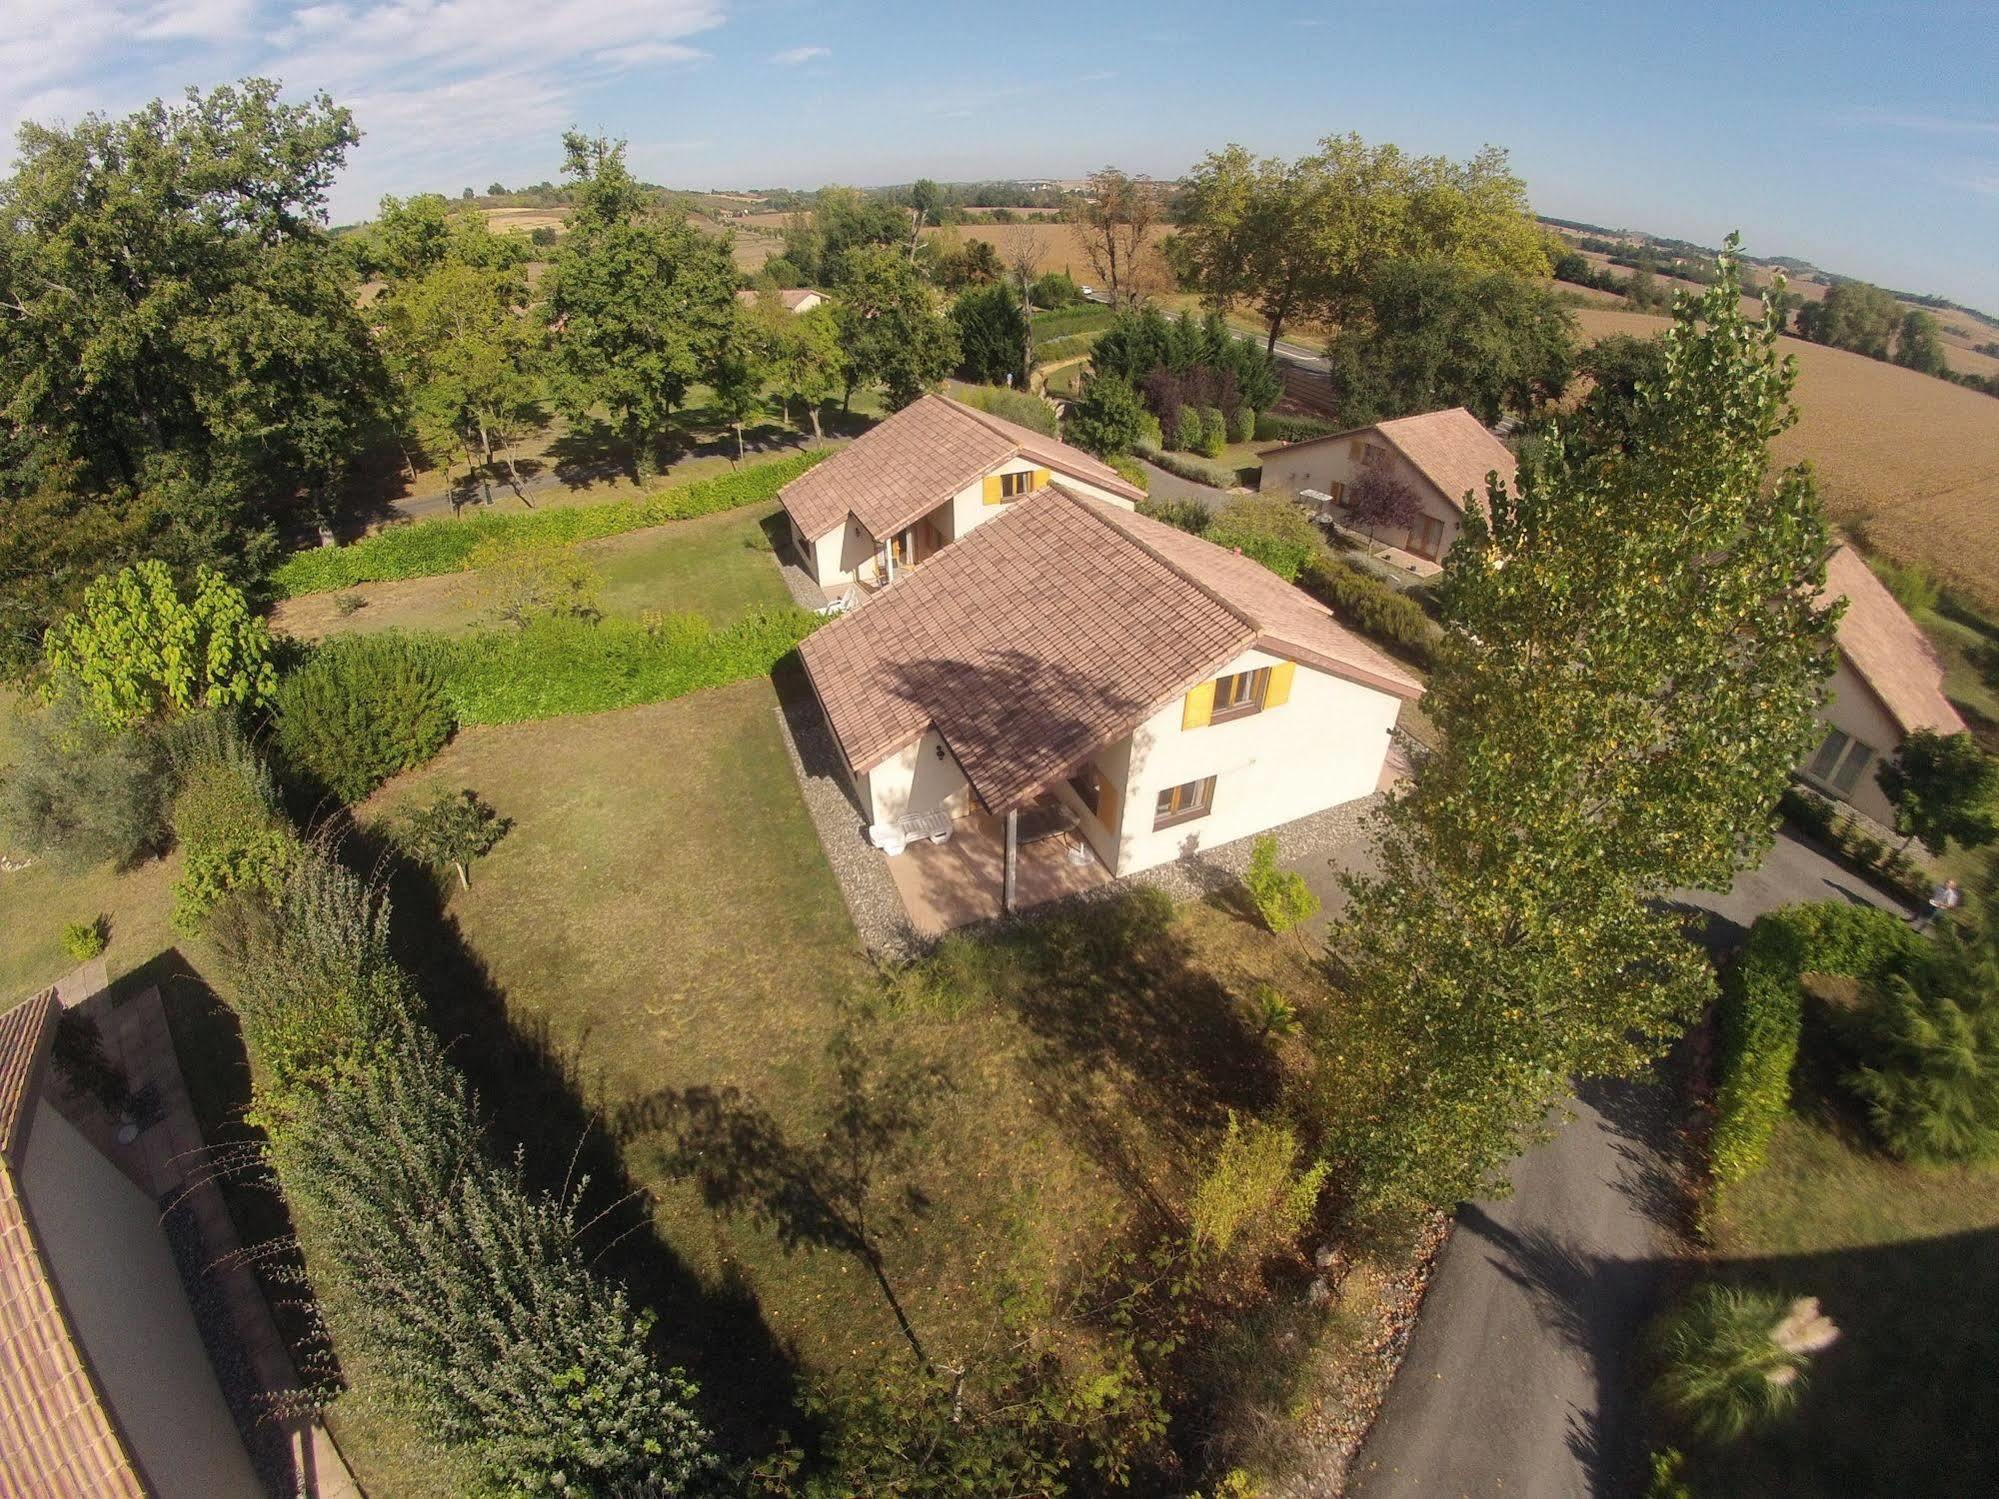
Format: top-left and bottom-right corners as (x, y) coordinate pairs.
(983, 473), (1005, 505)
(1182, 680), (1215, 730)
(1032, 467), (1051, 490)
(1263, 661), (1296, 709)
(1096, 777), (1120, 835)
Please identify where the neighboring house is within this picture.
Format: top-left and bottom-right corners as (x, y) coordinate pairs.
(779, 393), (1146, 591)
(1803, 545), (1968, 826)
(1260, 407), (1517, 565)
(0, 991), (261, 1499)
(798, 486), (1422, 900)
(735, 287), (826, 314)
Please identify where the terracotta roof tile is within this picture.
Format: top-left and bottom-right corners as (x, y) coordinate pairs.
(779, 393), (1145, 543)
(1821, 545), (1967, 738)
(0, 991), (148, 1499)
(1272, 406), (1516, 515)
(798, 488), (1422, 813)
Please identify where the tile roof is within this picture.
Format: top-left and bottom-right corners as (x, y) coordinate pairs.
(1275, 406), (1517, 515)
(778, 393), (1146, 543)
(1821, 545), (1967, 738)
(798, 487), (1422, 813)
(0, 991), (148, 1499)
(735, 287), (823, 311)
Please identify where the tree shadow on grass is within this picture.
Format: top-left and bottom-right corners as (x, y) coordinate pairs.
(354, 828), (814, 1461)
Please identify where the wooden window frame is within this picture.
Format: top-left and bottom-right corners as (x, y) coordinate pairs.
(1209, 667), (1270, 724)
(1067, 764), (1103, 816)
(1154, 775), (1216, 830)
(1000, 469), (1035, 499)
(1411, 514), (1446, 561)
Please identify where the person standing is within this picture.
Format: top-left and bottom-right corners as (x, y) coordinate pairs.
(1917, 877), (1962, 932)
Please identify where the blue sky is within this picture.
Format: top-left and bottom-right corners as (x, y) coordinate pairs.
(5, 0), (1997, 310)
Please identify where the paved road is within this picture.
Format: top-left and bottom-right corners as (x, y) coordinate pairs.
(1136, 457), (1237, 511)
(1347, 830), (1913, 1499)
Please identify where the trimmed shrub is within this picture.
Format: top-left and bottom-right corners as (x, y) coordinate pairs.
(1031, 306), (1116, 340)
(1255, 413), (1341, 443)
(1297, 556), (1441, 669)
(273, 635), (456, 803)
(435, 605), (819, 725)
(1196, 405), (1228, 458)
(1243, 835), (1319, 933)
(271, 449), (830, 597)
(1205, 496), (1325, 583)
(1711, 903), (1923, 1185)
(1134, 444), (1236, 490)
(1171, 404), (1206, 453)
(1138, 497), (1213, 535)
(60, 919), (106, 961)
(168, 716), (284, 851)
(1226, 404), (1256, 443)
(954, 383), (1059, 437)
(1030, 271), (1084, 309)
(1107, 454), (1148, 493)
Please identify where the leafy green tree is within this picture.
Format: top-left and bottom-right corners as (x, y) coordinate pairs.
(833, 246), (959, 409)
(543, 134), (736, 478)
(1577, 333), (1670, 443)
(1877, 729), (1999, 856)
(1030, 271), (1083, 308)
(0, 694), (172, 869)
(950, 283), (1030, 385)
(710, 305), (773, 465)
(356, 193), (533, 282)
(1797, 280), (1903, 359)
(762, 302), (843, 437)
(1063, 373), (1151, 457)
(1205, 497), (1324, 582)
(0, 80), (389, 660)
(1894, 308), (1949, 376)
(44, 562), (276, 728)
(1320, 245), (1836, 1221)
(395, 787), (510, 889)
(1322, 258), (1575, 425)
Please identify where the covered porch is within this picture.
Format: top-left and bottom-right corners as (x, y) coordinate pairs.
(883, 805), (1112, 938)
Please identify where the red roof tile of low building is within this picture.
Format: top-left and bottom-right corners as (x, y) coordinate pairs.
(1821, 545), (1967, 738)
(1275, 406), (1517, 515)
(779, 393), (1145, 543)
(0, 991), (149, 1499)
(798, 487), (1423, 813)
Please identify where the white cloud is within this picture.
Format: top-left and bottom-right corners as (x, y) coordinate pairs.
(0, 0), (728, 219)
(768, 44), (828, 66)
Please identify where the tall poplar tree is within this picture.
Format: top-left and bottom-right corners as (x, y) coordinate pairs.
(1320, 244), (1837, 1221)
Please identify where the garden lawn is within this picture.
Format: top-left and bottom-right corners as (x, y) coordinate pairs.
(353, 681), (1392, 1482)
(272, 502), (792, 640)
(1703, 1038), (1999, 1496)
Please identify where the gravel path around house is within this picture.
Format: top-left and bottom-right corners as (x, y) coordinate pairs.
(773, 542), (833, 610)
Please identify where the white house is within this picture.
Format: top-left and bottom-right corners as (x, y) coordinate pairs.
(797, 486), (1422, 913)
(1260, 407), (1517, 568)
(1803, 545), (1968, 826)
(735, 287), (826, 314)
(778, 393), (1146, 592)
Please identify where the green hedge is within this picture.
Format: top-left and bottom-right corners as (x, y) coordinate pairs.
(434, 606), (820, 725)
(1031, 305), (1116, 340)
(1255, 413), (1343, 443)
(1033, 332), (1100, 366)
(1133, 443), (1237, 490)
(1710, 902), (1923, 1187)
(272, 449), (831, 598)
(1298, 556), (1441, 670)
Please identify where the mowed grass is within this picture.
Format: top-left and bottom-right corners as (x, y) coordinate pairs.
(271, 501), (792, 641)
(1575, 306), (1999, 611)
(1704, 1034), (1999, 1496)
(350, 680), (1362, 1460)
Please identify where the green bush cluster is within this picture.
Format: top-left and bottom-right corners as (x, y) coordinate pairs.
(1226, 405), (1256, 444)
(1030, 304), (1114, 340)
(1133, 443), (1237, 490)
(1188, 1112), (1328, 1261)
(1775, 784), (1929, 903)
(1204, 496), (1325, 583)
(0, 694), (173, 871)
(436, 605), (820, 725)
(1253, 413), (1342, 443)
(1194, 405), (1228, 458)
(1032, 332), (1099, 366)
(60, 919), (106, 961)
(271, 448), (829, 597)
(1846, 957), (1999, 1164)
(1107, 454), (1148, 493)
(1297, 556), (1442, 669)
(1710, 902), (1922, 1186)
(172, 827), (301, 936)
(273, 634), (457, 802)
(1242, 835), (1319, 933)
(952, 383), (1059, 436)
(1137, 497), (1216, 536)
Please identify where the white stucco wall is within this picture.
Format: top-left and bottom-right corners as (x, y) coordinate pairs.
(1803, 654), (1904, 826)
(1260, 435), (1465, 561)
(1107, 647), (1401, 874)
(800, 455), (1137, 588)
(19, 1101), (261, 1499)
(858, 728), (974, 826)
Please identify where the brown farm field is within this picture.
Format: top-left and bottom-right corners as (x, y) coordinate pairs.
(1575, 306), (1999, 609)
(924, 221), (1176, 289)
(479, 206), (565, 236)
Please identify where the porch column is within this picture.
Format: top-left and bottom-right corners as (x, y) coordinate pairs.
(1002, 808), (1019, 915)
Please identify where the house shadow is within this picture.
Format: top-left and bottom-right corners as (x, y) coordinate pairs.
(346, 825), (815, 1462)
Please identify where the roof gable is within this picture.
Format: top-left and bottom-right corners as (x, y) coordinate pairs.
(778, 394), (1144, 543)
(1821, 545), (1967, 738)
(798, 489), (1422, 812)
(1274, 407), (1517, 515)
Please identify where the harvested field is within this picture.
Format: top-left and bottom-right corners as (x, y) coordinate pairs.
(480, 206), (565, 235)
(1575, 306), (1999, 610)
(924, 221), (1175, 289)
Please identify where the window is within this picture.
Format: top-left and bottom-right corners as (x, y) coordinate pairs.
(1154, 776), (1216, 830)
(1211, 667), (1270, 722)
(1357, 443), (1385, 469)
(1807, 728), (1849, 782)
(1000, 469), (1035, 499)
(1348, 439), (1366, 463)
(1326, 480), (1346, 508)
(1831, 740), (1876, 795)
(1068, 764), (1103, 816)
(1411, 514), (1446, 561)
(1806, 727), (1878, 797)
